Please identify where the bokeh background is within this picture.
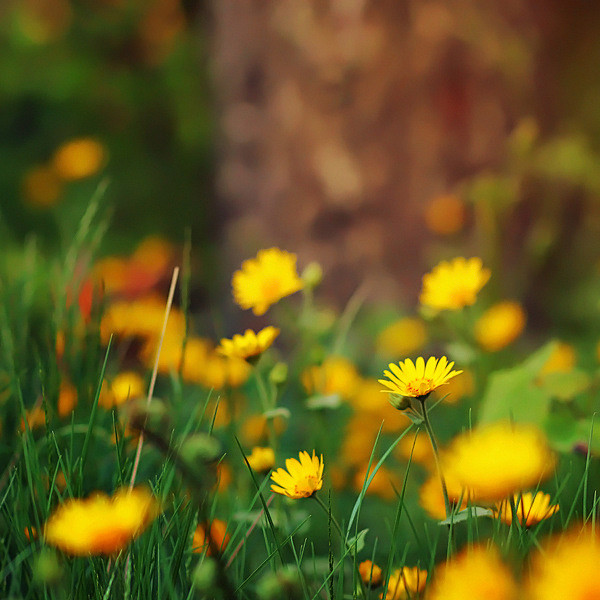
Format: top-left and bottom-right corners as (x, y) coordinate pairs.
(3, 0), (600, 330)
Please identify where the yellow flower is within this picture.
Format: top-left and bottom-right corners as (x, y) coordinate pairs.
(442, 422), (555, 503)
(420, 257), (490, 311)
(427, 546), (517, 600)
(302, 356), (362, 400)
(541, 342), (576, 375)
(232, 248), (304, 316)
(271, 451), (324, 499)
(57, 381), (78, 418)
(247, 446), (275, 472)
(474, 301), (526, 352)
(419, 472), (469, 521)
(192, 519), (230, 555)
(375, 317), (428, 357)
(99, 372), (145, 409)
(379, 356), (462, 399)
(433, 368), (474, 404)
(527, 527), (600, 600)
(217, 326), (280, 361)
(359, 560), (382, 587)
(52, 137), (106, 180)
(495, 491), (559, 527)
(44, 488), (159, 555)
(22, 164), (63, 207)
(396, 431), (434, 467)
(382, 566), (428, 599)
(424, 194), (466, 236)
(352, 464), (399, 501)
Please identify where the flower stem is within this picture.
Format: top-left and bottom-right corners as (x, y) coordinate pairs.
(311, 494), (368, 598)
(418, 398), (452, 520)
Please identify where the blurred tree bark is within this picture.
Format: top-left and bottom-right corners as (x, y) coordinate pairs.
(211, 0), (541, 306)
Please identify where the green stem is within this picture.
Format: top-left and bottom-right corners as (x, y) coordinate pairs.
(253, 367), (278, 453)
(419, 398), (452, 520)
(312, 494), (368, 599)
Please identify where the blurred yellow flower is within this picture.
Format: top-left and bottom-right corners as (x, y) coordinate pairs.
(427, 546), (517, 600)
(379, 356), (462, 399)
(396, 431), (434, 467)
(57, 381), (77, 418)
(375, 317), (428, 357)
(541, 342), (576, 375)
(382, 566), (427, 599)
(495, 491), (559, 527)
(99, 372), (145, 409)
(419, 472), (469, 521)
(22, 406), (47, 431)
(217, 326), (280, 361)
(52, 137), (106, 180)
(442, 422), (555, 503)
(247, 446), (275, 472)
(424, 194), (466, 236)
(271, 451), (324, 499)
(434, 368), (474, 404)
(100, 294), (185, 345)
(353, 464), (398, 501)
(44, 487), (158, 555)
(527, 527), (600, 600)
(359, 560), (382, 587)
(22, 164), (62, 207)
(474, 301), (526, 352)
(192, 519), (230, 555)
(351, 380), (409, 433)
(420, 257), (490, 311)
(241, 413), (287, 445)
(302, 356), (362, 400)
(232, 248), (304, 316)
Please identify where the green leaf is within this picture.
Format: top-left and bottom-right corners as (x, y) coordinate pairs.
(346, 528), (368, 554)
(305, 394), (342, 410)
(537, 369), (591, 402)
(438, 507), (493, 526)
(544, 407), (590, 452)
(478, 343), (555, 426)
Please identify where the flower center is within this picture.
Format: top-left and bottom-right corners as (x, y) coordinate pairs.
(407, 378), (433, 396)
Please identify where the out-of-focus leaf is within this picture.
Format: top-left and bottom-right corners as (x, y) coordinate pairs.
(305, 394), (342, 410)
(346, 529), (368, 554)
(478, 343), (555, 426)
(537, 370), (591, 402)
(438, 507), (492, 526)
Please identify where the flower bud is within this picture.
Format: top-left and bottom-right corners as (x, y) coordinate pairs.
(301, 262), (323, 289)
(256, 566), (303, 600)
(269, 362), (288, 385)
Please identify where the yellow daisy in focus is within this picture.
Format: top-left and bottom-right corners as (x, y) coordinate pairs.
(427, 546), (517, 600)
(217, 326), (280, 362)
(382, 566), (427, 599)
(442, 422), (555, 503)
(271, 451), (324, 499)
(495, 491), (559, 527)
(379, 356), (462, 399)
(247, 446), (275, 473)
(474, 301), (526, 352)
(420, 257), (490, 311)
(527, 527), (600, 600)
(44, 488), (158, 555)
(232, 248), (304, 316)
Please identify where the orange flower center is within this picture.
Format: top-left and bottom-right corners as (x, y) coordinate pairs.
(407, 378), (433, 396)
